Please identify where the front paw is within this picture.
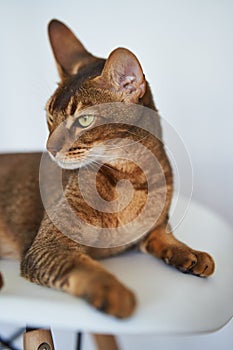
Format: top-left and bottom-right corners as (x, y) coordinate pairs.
(163, 246), (215, 277)
(86, 276), (136, 318)
(65, 270), (136, 318)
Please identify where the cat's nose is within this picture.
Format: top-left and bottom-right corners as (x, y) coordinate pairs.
(46, 134), (63, 157)
(46, 127), (72, 157)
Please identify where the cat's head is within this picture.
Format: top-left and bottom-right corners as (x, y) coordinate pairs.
(46, 19), (150, 170)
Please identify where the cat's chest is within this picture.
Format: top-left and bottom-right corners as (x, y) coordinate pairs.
(66, 168), (149, 227)
(50, 166), (166, 250)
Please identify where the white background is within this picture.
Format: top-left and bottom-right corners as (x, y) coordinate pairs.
(0, 1), (232, 349)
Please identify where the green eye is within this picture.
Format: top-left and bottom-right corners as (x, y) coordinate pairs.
(77, 115), (95, 128)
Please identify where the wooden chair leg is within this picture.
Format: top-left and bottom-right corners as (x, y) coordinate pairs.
(23, 329), (55, 350)
(93, 334), (120, 350)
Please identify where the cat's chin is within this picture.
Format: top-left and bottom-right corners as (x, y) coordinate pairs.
(56, 160), (86, 169)
(48, 152), (91, 169)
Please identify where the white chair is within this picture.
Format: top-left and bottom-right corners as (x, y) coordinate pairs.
(0, 197), (232, 349)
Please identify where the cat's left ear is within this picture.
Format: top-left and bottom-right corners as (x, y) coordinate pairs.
(48, 19), (97, 80)
(92, 48), (146, 103)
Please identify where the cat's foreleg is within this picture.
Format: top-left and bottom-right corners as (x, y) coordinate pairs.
(20, 222), (136, 318)
(139, 223), (215, 277)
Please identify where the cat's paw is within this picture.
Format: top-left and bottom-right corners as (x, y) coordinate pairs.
(65, 270), (136, 318)
(85, 276), (136, 318)
(163, 246), (215, 277)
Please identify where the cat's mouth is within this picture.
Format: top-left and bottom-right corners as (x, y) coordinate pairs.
(48, 152), (94, 169)
(48, 145), (113, 170)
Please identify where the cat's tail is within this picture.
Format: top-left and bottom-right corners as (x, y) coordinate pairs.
(0, 271), (3, 290)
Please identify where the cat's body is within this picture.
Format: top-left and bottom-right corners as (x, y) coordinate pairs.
(0, 20), (215, 318)
(0, 153), (43, 259)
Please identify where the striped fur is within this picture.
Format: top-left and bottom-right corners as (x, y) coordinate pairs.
(0, 20), (214, 318)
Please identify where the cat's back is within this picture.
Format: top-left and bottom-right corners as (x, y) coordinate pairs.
(0, 152), (42, 174)
(0, 153), (42, 192)
(0, 153), (44, 259)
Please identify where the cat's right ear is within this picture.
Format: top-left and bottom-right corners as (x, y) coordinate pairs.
(48, 19), (97, 80)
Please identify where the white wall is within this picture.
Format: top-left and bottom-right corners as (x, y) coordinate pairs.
(0, 1), (232, 349)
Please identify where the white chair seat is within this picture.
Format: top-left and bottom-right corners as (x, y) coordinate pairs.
(0, 197), (232, 335)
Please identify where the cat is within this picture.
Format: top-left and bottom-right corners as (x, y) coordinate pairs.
(0, 19), (215, 318)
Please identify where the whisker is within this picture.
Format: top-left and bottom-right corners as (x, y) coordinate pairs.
(124, 129), (142, 137)
(88, 153), (112, 159)
(58, 132), (149, 171)
(86, 158), (117, 172)
(99, 134), (149, 151)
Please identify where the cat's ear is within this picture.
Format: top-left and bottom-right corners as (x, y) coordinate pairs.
(92, 48), (146, 103)
(48, 19), (97, 80)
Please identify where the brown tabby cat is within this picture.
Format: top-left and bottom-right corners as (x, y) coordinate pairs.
(0, 20), (215, 318)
